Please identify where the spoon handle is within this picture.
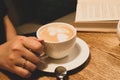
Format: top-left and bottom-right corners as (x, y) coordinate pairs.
(59, 78), (63, 80)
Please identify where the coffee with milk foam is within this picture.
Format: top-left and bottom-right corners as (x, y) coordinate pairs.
(38, 24), (74, 42)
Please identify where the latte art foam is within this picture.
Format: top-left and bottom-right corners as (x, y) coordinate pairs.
(38, 25), (74, 42)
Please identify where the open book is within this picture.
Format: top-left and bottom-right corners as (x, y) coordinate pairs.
(75, 0), (119, 32)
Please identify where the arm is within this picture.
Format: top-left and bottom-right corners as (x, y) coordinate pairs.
(0, 15), (45, 78)
(3, 15), (17, 41)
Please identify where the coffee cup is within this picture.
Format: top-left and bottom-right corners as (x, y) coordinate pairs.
(36, 22), (76, 59)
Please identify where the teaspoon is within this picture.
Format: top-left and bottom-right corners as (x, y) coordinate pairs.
(55, 66), (67, 80)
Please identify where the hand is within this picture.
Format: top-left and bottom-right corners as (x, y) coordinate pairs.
(0, 36), (44, 78)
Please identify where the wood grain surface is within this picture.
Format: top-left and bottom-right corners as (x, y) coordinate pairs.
(0, 32), (120, 80)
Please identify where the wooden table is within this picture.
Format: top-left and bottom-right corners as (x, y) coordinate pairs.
(0, 32), (120, 80)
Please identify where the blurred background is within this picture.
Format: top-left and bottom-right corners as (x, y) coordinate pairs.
(4, 0), (77, 34)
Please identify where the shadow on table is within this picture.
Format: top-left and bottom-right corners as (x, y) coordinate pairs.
(30, 53), (91, 80)
(22, 32), (37, 37)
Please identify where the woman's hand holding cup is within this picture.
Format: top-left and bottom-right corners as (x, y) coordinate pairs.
(0, 36), (44, 78)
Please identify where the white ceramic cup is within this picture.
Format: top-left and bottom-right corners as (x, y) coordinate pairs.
(36, 22), (76, 59)
(117, 21), (120, 41)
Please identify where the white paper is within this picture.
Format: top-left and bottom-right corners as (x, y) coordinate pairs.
(75, 0), (120, 22)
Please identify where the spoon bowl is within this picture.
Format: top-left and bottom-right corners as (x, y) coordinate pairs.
(55, 66), (67, 80)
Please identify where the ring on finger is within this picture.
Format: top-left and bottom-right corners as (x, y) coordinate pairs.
(21, 59), (27, 68)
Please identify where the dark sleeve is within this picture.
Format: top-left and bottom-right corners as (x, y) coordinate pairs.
(0, 0), (7, 44)
(0, 0), (8, 18)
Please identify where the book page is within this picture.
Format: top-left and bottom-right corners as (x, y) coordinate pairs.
(75, 0), (120, 22)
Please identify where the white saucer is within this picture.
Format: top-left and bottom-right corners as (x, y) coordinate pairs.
(37, 37), (90, 73)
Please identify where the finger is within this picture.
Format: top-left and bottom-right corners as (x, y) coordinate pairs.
(13, 66), (31, 78)
(23, 37), (44, 55)
(37, 39), (44, 43)
(24, 60), (37, 72)
(15, 58), (26, 68)
(21, 47), (40, 64)
(14, 45), (40, 65)
(16, 58), (37, 72)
